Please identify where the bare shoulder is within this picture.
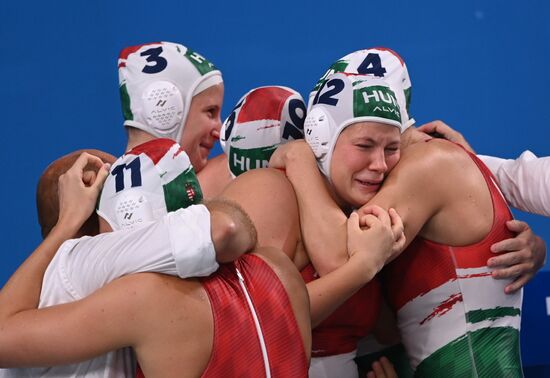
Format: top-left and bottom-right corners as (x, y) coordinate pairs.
(202, 154), (227, 171)
(223, 167), (294, 196)
(400, 138), (472, 173)
(221, 168), (301, 258)
(198, 154), (232, 198)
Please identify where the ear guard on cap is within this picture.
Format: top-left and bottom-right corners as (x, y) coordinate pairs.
(142, 81), (184, 133)
(304, 107), (331, 160)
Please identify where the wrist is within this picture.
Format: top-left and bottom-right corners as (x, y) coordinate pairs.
(52, 215), (83, 239)
(346, 253), (379, 285)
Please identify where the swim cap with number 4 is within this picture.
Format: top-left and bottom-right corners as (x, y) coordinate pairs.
(309, 47), (413, 128)
(305, 73), (403, 179)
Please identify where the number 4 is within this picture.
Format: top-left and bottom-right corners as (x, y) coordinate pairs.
(357, 53), (387, 77)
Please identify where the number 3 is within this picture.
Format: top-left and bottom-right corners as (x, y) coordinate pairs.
(140, 46), (168, 74)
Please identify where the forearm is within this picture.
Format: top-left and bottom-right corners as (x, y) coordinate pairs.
(308, 258), (376, 327)
(0, 275), (143, 368)
(0, 223), (78, 321)
(285, 151), (349, 275)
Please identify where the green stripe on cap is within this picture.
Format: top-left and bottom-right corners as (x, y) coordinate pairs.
(184, 48), (217, 75)
(120, 84), (133, 121)
(353, 85), (401, 124)
(415, 327), (521, 377)
(163, 168), (203, 211)
(466, 307), (521, 324)
(404, 87), (412, 113)
(228, 145), (276, 177)
(313, 59), (349, 92)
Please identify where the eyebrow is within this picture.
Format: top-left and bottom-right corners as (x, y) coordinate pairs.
(351, 136), (400, 145)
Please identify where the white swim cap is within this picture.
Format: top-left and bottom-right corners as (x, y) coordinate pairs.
(118, 41), (223, 142)
(220, 86), (306, 177)
(305, 73), (403, 180)
(309, 47), (414, 129)
(97, 138), (203, 231)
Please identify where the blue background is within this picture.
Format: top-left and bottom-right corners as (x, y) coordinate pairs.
(1, 0), (549, 373)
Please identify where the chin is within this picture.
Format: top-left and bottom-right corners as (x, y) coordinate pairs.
(351, 193), (376, 208)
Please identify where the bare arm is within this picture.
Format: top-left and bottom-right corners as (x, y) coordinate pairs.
(308, 211), (400, 327)
(418, 123), (549, 291)
(0, 153), (110, 366)
(270, 141), (405, 275)
(0, 273), (158, 367)
(269, 141), (355, 274)
(206, 198), (258, 263)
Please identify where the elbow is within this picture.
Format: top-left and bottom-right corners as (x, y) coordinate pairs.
(213, 217), (256, 264)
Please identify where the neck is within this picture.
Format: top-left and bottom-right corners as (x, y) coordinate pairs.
(324, 176), (353, 215)
(126, 128), (158, 151)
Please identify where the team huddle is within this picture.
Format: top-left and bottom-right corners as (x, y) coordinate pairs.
(0, 42), (546, 378)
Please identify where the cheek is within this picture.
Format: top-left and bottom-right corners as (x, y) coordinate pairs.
(386, 153), (401, 171)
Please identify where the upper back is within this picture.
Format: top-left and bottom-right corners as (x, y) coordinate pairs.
(133, 247), (310, 378)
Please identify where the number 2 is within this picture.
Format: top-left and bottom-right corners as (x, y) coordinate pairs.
(312, 78), (345, 106)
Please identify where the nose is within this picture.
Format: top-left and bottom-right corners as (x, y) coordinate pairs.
(211, 117), (222, 140)
(368, 148), (388, 174)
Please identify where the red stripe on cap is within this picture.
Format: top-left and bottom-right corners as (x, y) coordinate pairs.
(128, 138), (177, 165)
(119, 42), (162, 60)
(237, 87), (293, 123)
(368, 46), (405, 66)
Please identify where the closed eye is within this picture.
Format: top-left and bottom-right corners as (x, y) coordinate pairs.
(205, 106), (219, 118)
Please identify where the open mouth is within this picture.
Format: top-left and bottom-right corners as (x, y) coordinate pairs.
(355, 178), (382, 190)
